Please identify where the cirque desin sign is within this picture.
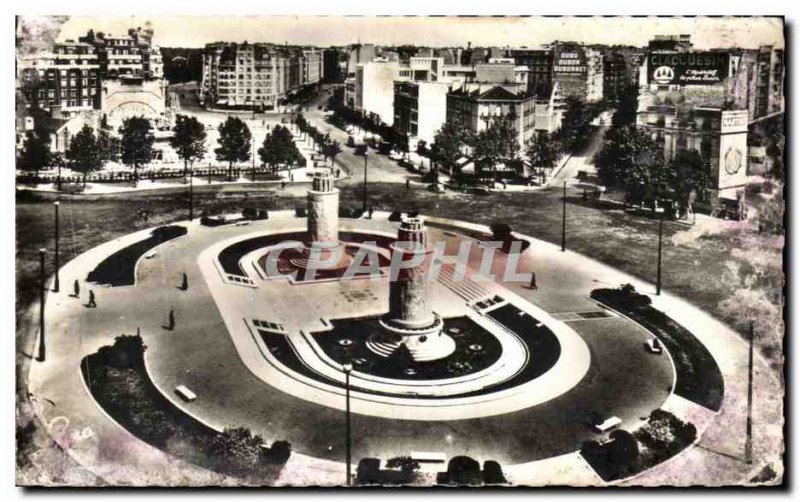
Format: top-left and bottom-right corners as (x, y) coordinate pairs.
(648, 52), (730, 85)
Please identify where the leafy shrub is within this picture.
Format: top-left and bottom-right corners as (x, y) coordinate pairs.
(446, 456), (482, 485)
(242, 206), (258, 220)
(261, 440), (292, 464)
(356, 458), (381, 485)
(482, 460), (507, 484)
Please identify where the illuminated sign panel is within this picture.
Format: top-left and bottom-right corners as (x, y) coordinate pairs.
(648, 52), (730, 85)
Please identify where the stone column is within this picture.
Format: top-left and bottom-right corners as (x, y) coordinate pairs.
(368, 217), (454, 362)
(307, 169), (339, 248)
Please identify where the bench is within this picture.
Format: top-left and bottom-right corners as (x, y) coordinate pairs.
(175, 385), (197, 402)
(592, 416), (621, 433)
(144, 251), (158, 259)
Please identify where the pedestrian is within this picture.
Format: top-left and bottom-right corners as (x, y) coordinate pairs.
(73, 279), (80, 298)
(406, 179), (411, 190)
(88, 290), (96, 308)
(281, 181), (287, 189)
(168, 309), (175, 331)
(180, 272), (188, 291)
(529, 272), (538, 290)
(582, 189), (588, 204)
(368, 206), (374, 219)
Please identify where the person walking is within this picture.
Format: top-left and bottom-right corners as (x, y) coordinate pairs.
(529, 272), (538, 290)
(406, 179), (411, 190)
(168, 309), (175, 331)
(73, 279), (80, 298)
(88, 290), (96, 308)
(180, 272), (188, 291)
(368, 206), (374, 219)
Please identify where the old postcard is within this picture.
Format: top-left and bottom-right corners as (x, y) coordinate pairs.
(14, 15), (785, 488)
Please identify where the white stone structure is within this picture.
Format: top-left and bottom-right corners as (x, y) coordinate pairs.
(368, 217), (455, 362)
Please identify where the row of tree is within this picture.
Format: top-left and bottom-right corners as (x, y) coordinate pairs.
(294, 113), (343, 166)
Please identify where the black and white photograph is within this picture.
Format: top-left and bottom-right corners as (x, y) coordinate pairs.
(12, 11), (787, 490)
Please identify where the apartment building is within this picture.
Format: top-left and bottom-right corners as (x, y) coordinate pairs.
(200, 42), (323, 110)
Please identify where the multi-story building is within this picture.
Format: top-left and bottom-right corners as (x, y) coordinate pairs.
(603, 52), (628, 102)
(200, 42), (323, 110)
(347, 43), (377, 76)
(18, 27), (165, 118)
(323, 48), (344, 83)
(507, 48), (553, 97)
(393, 81), (450, 144)
(18, 41), (100, 114)
(354, 60), (401, 125)
(446, 82), (537, 157)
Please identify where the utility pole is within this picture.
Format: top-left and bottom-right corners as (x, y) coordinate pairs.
(656, 208), (665, 295)
(745, 321), (754, 464)
(561, 181), (566, 252)
(53, 201), (60, 293)
(362, 151), (369, 213)
(343, 363), (353, 486)
(37, 248), (46, 362)
(188, 169), (194, 221)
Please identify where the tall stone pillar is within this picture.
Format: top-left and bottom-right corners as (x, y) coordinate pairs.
(368, 217), (455, 362)
(307, 169), (339, 248)
(290, 169), (350, 273)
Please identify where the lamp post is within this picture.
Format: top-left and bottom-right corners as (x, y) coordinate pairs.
(53, 201), (60, 293)
(655, 206), (665, 296)
(561, 181), (566, 252)
(343, 362), (353, 486)
(37, 248), (46, 362)
(745, 321), (754, 464)
(188, 169), (194, 221)
(362, 150), (369, 213)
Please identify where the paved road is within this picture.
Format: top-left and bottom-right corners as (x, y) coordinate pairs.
(550, 125), (609, 189)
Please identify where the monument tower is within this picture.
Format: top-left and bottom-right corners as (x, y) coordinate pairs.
(367, 217), (455, 362)
(291, 169), (351, 272)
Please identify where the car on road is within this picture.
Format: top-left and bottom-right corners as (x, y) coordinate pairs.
(389, 150), (404, 161)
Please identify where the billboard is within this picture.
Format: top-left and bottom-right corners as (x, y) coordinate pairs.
(648, 52), (730, 85)
(717, 110), (749, 191)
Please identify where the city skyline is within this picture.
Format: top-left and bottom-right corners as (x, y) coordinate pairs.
(25, 15), (785, 50)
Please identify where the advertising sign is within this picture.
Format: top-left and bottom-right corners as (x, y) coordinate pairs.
(717, 111), (749, 190)
(648, 52), (730, 85)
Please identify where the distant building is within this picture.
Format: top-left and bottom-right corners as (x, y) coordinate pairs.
(17, 26), (165, 119)
(603, 52), (628, 102)
(446, 82), (537, 156)
(347, 43), (377, 76)
(507, 48), (553, 97)
(200, 42), (323, 110)
(355, 60), (401, 125)
(323, 48), (344, 83)
(393, 81), (450, 144)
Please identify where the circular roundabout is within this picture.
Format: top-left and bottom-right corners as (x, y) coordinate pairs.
(27, 170), (739, 485)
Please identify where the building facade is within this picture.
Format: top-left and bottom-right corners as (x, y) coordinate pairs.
(200, 42), (323, 110)
(393, 81), (450, 144)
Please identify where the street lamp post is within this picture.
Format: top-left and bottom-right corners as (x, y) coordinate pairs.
(37, 248), (46, 362)
(362, 151), (369, 213)
(656, 207), (665, 296)
(745, 321), (754, 464)
(53, 201), (60, 293)
(188, 169), (194, 221)
(561, 181), (566, 252)
(343, 363), (353, 486)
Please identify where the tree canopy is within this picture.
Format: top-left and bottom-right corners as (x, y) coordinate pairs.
(18, 132), (52, 176)
(215, 116), (252, 179)
(119, 116), (155, 185)
(170, 114), (207, 177)
(66, 124), (103, 187)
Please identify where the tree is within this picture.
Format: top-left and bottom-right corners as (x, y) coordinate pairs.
(208, 427), (264, 476)
(431, 115), (471, 178)
(526, 131), (561, 182)
(594, 124), (663, 206)
(323, 140), (342, 166)
(66, 124), (102, 188)
(97, 128), (119, 164)
(386, 456), (420, 475)
(170, 114), (207, 179)
(119, 116), (155, 187)
(668, 149), (710, 218)
(18, 132), (52, 180)
(215, 116), (252, 180)
(474, 115), (519, 181)
(558, 96), (591, 153)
